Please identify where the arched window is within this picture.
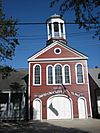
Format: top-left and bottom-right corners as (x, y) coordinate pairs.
(33, 65), (41, 85)
(64, 65), (70, 84)
(76, 64), (83, 83)
(47, 66), (53, 84)
(55, 65), (62, 84)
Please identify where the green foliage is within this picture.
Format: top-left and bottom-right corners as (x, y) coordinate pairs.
(0, 65), (16, 79)
(50, 0), (100, 39)
(0, 11), (19, 61)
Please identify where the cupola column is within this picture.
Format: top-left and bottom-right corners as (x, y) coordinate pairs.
(47, 23), (50, 40)
(63, 23), (66, 39)
(58, 23), (61, 38)
(52, 22), (55, 38)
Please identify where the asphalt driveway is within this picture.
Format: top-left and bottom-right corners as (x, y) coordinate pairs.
(0, 119), (100, 133)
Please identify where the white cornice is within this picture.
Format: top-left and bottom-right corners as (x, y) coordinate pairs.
(28, 57), (88, 63)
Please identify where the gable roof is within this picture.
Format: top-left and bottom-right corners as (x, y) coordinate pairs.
(28, 41), (88, 62)
(89, 68), (100, 88)
(0, 69), (28, 92)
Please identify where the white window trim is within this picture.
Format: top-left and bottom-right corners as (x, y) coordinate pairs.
(75, 63), (85, 84)
(33, 64), (41, 86)
(54, 48), (61, 54)
(46, 65), (53, 85)
(63, 64), (71, 85)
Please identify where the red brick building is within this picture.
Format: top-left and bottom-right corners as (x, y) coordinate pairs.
(28, 14), (92, 120)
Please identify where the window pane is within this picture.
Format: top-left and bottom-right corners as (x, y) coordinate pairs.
(65, 66), (70, 83)
(48, 66), (53, 84)
(55, 65), (62, 84)
(77, 64), (83, 83)
(34, 65), (40, 84)
(78, 75), (83, 83)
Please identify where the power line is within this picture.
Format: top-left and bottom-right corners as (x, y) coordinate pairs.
(15, 22), (79, 25)
(1, 22), (100, 26)
(15, 31), (94, 38)
(7, 31), (95, 41)
(16, 22), (47, 25)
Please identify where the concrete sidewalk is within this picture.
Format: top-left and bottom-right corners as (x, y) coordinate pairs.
(42, 119), (100, 133)
(0, 119), (100, 133)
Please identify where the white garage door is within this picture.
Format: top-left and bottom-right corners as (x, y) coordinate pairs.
(47, 95), (72, 119)
(78, 98), (87, 119)
(33, 99), (41, 120)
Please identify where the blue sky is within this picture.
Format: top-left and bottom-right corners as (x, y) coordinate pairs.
(1, 0), (100, 68)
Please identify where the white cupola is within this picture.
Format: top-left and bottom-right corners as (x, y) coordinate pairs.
(46, 14), (67, 46)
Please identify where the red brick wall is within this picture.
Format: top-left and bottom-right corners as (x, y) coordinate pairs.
(29, 60), (91, 119)
(36, 44), (81, 59)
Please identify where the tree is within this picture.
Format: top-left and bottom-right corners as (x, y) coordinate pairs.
(0, 11), (19, 61)
(50, 0), (100, 39)
(0, 65), (16, 79)
(0, 0), (19, 75)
